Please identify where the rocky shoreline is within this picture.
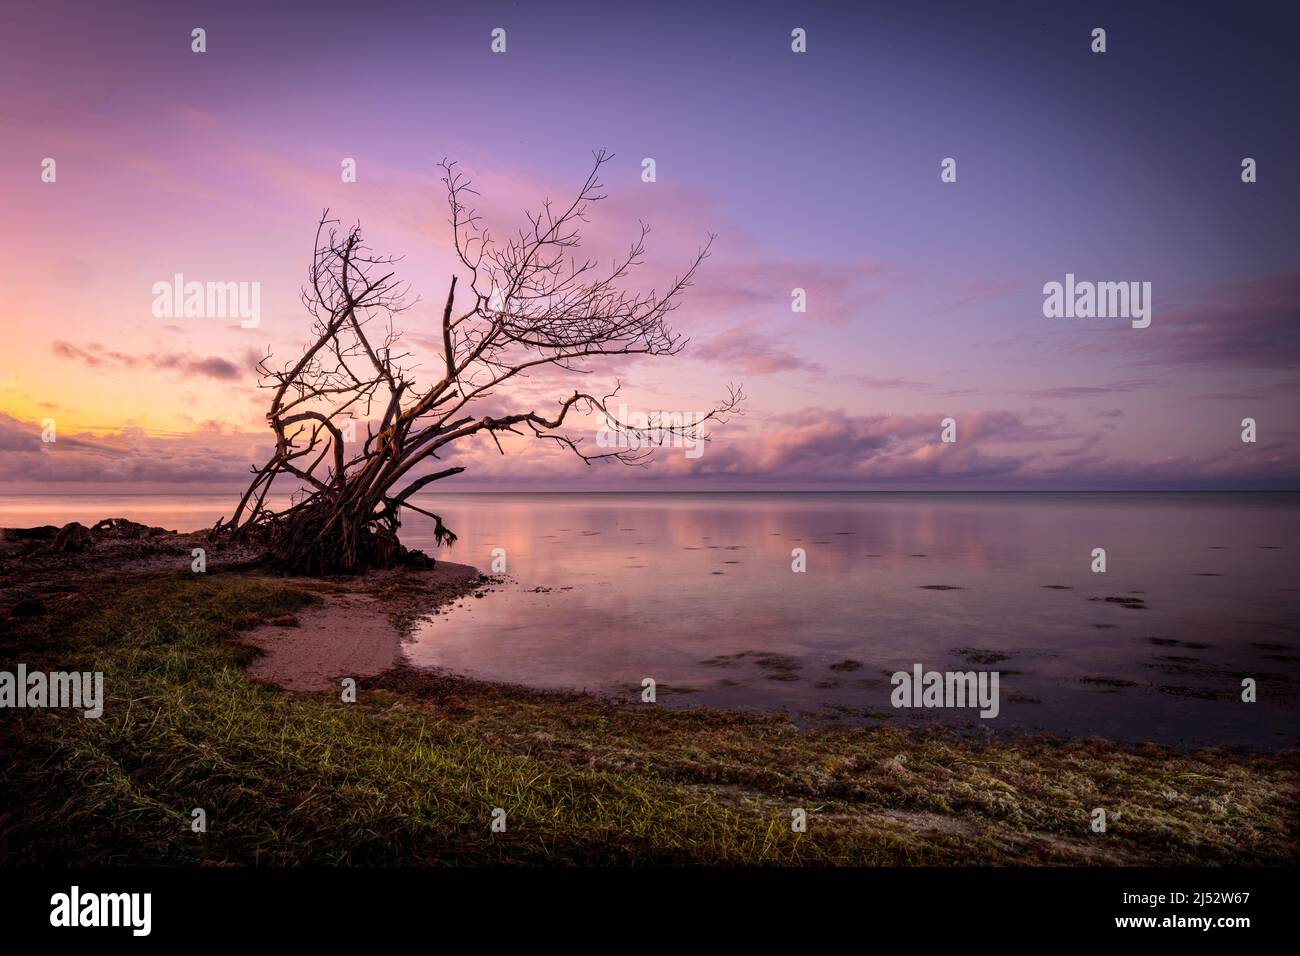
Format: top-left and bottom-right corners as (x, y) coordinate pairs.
(0, 517), (477, 623)
(0, 519), (252, 623)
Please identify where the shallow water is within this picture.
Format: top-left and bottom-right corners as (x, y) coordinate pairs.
(399, 492), (1300, 748)
(3, 492), (1297, 747)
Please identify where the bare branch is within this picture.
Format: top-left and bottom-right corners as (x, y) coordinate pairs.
(215, 153), (742, 573)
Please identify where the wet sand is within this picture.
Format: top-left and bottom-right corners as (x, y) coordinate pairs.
(244, 561), (482, 692)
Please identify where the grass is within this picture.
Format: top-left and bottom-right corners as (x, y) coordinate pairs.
(0, 570), (1296, 865)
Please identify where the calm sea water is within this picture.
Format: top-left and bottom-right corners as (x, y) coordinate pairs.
(3, 492), (1297, 747)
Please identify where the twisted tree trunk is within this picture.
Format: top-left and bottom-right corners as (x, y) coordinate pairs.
(213, 151), (740, 574)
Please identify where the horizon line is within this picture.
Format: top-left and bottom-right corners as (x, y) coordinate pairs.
(3, 489), (1300, 498)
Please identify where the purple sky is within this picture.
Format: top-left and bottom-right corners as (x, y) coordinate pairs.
(1, 0), (1297, 492)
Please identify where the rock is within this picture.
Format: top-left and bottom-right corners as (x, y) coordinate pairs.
(401, 548), (436, 570)
(90, 517), (170, 539)
(10, 597), (47, 617)
(266, 614), (300, 627)
(4, 525), (59, 542)
(53, 522), (94, 553)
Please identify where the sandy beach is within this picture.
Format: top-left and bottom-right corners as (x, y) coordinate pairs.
(243, 561), (481, 692)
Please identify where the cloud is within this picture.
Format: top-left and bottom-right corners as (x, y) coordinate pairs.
(52, 341), (247, 380)
(600, 407), (1083, 483)
(0, 413), (258, 485)
(1193, 379), (1300, 401)
(692, 325), (822, 375)
(852, 375), (933, 391)
(689, 258), (888, 326)
(1109, 271), (1300, 370)
(52, 340), (121, 368)
(0, 415), (42, 453)
(149, 353), (241, 380)
(3, 399), (1297, 494)
(622, 406), (1300, 488)
(1022, 378), (1163, 399)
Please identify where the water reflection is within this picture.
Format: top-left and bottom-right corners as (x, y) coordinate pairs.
(1, 492), (1294, 747)
(401, 493), (1300, 748)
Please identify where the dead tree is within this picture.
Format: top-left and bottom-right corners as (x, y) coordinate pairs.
(213, 150), (742, 573)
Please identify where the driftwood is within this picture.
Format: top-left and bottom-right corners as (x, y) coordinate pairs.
(213, 151), (741, 573)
